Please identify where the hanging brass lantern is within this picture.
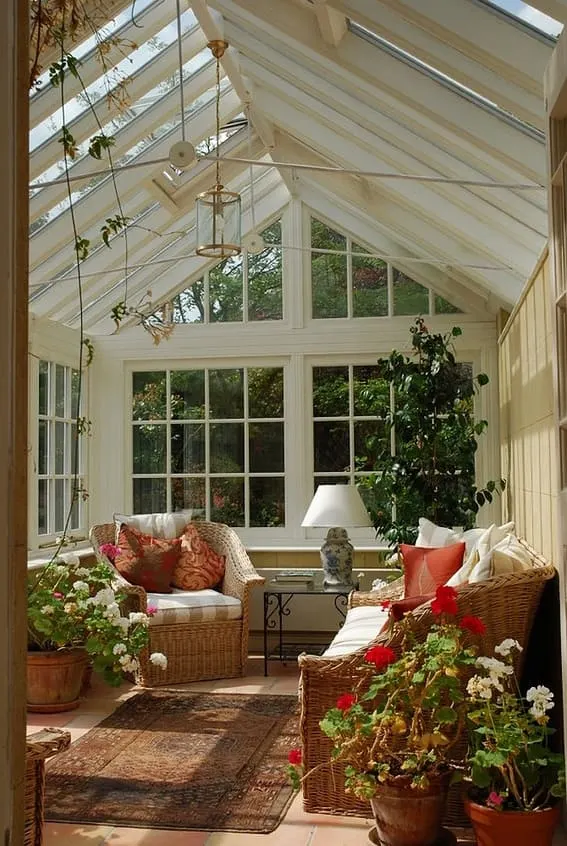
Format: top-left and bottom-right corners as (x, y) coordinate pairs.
(195, 40), (241, 258)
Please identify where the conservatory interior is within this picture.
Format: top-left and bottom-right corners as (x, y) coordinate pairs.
(5, 0), (567, 843)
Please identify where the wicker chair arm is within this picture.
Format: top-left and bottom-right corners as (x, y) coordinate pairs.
(26, 728), (71, 761)
(349, 576), (405, 608)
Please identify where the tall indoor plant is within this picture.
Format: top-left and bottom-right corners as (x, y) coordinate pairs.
(359, 318), (504, 548)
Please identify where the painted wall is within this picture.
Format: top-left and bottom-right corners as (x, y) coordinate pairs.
(498, 249), (560, 564)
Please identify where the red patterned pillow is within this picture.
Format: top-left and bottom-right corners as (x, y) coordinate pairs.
(172, 523), (226, 591)
(401, 542), (465, 598)
(114, 524), (180, 593)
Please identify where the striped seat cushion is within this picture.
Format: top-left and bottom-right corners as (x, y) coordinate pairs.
(146, 588), (242, 626)
(323, 605), (390, 658)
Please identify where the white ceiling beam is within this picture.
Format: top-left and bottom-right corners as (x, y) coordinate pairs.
(30, 0), (176, 127)
(329, 0), (552, 93)
(29, 88), (242, 276)
(30, 24), (206, 182)
(32, 132), (267, 320)
(78, 171), (289, 333)
(249, 84), (543, 276)
(236, 46), (547, 235)
(271, 131), (523, 305)
(314, 5), (347, 46)
(30, 61), (218, 225)
(212, 0), (545, 185)
(322, 0), (545, 128)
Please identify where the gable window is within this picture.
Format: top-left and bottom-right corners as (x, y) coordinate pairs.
(36, 360), (86, 544)
(310, 217), (461, 319)
(166, 219), (283, 324)
(131, 366), (285, 527)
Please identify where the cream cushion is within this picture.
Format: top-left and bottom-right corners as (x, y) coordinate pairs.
(146, 588), (242, 626)
(469, 533), (532, 583)
(445, 522), (516, 586)
(114, 510), (194, 540)
(322, 605), (390, 658)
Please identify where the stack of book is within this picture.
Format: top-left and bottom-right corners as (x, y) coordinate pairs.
(273, 569), (316, 586)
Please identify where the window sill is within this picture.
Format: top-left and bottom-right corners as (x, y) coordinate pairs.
(27, 543), (95, 570)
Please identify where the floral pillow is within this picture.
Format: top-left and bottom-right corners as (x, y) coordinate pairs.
(114, 524), (181, 593)
(171, 523), (226, 591)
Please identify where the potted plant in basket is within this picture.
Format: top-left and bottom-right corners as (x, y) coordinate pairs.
(27, 551), (167, 712)
(464, 638), (565, 846)
(288, 586), (485, 846)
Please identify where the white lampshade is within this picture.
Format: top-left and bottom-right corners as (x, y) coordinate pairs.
(301, 484), (372, 528)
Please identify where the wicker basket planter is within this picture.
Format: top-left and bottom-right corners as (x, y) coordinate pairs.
(25, 728), (71, 845)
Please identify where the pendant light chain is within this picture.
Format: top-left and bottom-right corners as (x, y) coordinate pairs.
(175, 0), (186, 142)
(215, 46), (222, 187)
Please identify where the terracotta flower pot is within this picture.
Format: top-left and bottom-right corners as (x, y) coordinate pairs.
(370, 776), (451, 846)
(27, 648), (89, 713)
(464, 797), (561, 846)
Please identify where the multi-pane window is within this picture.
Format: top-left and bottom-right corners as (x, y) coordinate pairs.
(310, 217), (461, 318)
(37, 361), (85, 539)
(167, 219), (283, 324)
(131, 367), (285, 527)
(312, 365), (390, 492)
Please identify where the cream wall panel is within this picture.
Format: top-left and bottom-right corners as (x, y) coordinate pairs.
(499, 250), (559, 563)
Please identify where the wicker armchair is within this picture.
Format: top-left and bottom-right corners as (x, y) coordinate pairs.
(25, 728), (71, 845)
(298, 539), (556, 821)
(90, 521), (264, 686)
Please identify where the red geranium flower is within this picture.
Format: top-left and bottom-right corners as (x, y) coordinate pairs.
(380, 600), (392, 610)
(459, 615), (486, 635)
(431, 585), (458, 616)
(288, 748), (302, 765)
(336, 693), (356, 712)
(364, 644), (396, 670)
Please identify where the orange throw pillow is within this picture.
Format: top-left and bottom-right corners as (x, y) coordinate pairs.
(114, 524), (180, 593)
(401, 542), (465, 598)
(172, 523), (226, 591)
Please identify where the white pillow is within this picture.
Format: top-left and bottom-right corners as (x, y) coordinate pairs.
(114, 509), (193, 540)
(445, 521), (516, 587)
(415, 518), (461, 548)
(469, 533), (531, 583)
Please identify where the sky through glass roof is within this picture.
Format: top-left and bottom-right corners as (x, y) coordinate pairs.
(478, 0), (563, 36)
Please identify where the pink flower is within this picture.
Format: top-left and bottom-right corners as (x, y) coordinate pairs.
(487, 791), (504, 809)
(336, 693), (356, 712)
(147, 605), (158, 617)
(288, 748), (302, 765)
(100, 543), (121, 563)
(53, 592), (63, 599)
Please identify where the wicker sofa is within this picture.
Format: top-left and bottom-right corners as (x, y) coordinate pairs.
(90, 520), (264, 686)
(298, 539), (556, 821)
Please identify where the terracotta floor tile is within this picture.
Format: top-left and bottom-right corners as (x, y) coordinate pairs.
(26, 712), (77, 728)
(310, 820), (372, 845)
(43, 823), (114, 844)
(204, 822), (315, 845)
(104, 828), (209, 845)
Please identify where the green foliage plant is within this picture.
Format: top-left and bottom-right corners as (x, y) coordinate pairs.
(288, 586), (484, 798)
(466, 639), (565, 811)
(359, 317), (505, 548)
(28, 553), (168, 686)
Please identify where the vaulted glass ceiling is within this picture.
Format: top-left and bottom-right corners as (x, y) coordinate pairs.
(29, 0), (560, 331)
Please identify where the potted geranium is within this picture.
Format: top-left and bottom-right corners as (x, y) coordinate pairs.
(27, 551), (167, 712)
(465, 639), (565, 846)
(289, 586), (485, 846)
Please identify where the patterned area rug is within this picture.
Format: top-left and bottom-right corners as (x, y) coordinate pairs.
(44, 690), (299, 832)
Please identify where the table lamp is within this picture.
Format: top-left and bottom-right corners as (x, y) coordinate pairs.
(301, 484), (373, 587)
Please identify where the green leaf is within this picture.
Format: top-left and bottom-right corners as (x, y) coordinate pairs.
(471, 764), (491, 788)
(436, 707), (458, 724)
(477, 372), (489, 386)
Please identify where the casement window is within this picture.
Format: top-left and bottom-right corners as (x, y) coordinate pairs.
(36, 360), (86, 545)
(131, 366), (285, 527)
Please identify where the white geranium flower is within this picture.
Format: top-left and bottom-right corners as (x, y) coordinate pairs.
(118, 655), (139, 673)
(92, 587), (115, 606)
(102, 602), (121, 621)
(119, 653), (132, 666)
(476, 656), (513, 677)
(526, 686), (554, 718)
(72, 580), (89, 592)
(41, 605), (54, 615)
(75, 566), (90, 577)
(117, 617), (130, 633)
(64, 602), (77, 614)
(149, 652), (168, 669)
(494, 638), (522, 657)
(62, 553), (80, 567)
(129, 611), (149, 625)
(113, 643), (127, 655)
(467, 675), (494, 700)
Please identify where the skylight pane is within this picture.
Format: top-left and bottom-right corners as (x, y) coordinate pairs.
(478, 0), (562, 37)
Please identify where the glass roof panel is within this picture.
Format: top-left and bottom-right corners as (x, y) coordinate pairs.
(349, 20), (544, 140)
(30, 10), (198, 152)
(476, 0), (562, 37)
